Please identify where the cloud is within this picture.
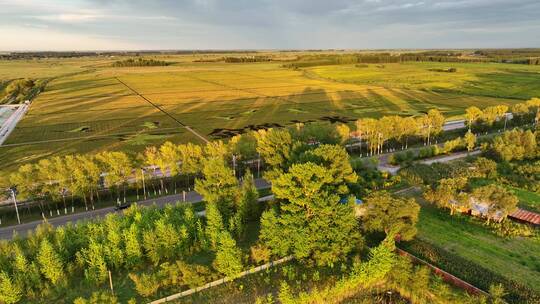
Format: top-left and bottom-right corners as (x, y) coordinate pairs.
(32, 13), (103, 22)
(0, 26), (141, 51)
(0, 0), (539, 50)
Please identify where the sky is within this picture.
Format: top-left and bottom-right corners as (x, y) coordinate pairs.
(1, 0), (539, 51)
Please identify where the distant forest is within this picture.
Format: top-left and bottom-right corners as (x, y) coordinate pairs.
(284, 49), (540, 68)
(223, 56), (272, 63)
(111, 58), (171, 67)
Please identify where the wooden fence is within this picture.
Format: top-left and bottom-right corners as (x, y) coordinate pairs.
(148, 255), (294, 304)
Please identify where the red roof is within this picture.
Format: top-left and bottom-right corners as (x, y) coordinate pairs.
(509, 208), (540, 225)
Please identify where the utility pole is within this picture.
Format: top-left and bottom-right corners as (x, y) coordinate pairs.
(108, 270), (114, 295)
(257, 153), (261, 178)
(141, 168), (147, 199)
(10, 188), (21, 225)
(232, 154), (237, 177)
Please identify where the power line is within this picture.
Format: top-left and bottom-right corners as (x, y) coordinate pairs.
(114, 77), (209, 143)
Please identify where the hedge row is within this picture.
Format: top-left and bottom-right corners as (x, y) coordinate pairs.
(398, 239), (540, 304)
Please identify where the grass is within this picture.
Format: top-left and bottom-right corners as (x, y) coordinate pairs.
(411, 199), (540, 292)
(308, 62), (540, 100)
(1, 57), (539, 177)
(508, 186), (540, 213)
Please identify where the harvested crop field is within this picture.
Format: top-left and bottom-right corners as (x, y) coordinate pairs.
(1, 57), (537, 173)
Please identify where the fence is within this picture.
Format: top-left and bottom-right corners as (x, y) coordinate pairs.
(396, 248), (491, 297)
(149, 255), (294, 304)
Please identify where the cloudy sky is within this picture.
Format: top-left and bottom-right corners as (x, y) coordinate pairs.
(1, 0), (539, 51)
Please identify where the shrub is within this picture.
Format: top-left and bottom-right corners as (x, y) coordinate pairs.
(158, 261), (213, 289)
(73, 292), (118, 304)
(485, 220), (537, 238)
(390, 151), (415, 166)
(418, 146), (437, 159)
(472, 157), (498, 179)
(129, 272), (161, 297)
(250, 243), (272, 264)
(442, 137), (464, 154)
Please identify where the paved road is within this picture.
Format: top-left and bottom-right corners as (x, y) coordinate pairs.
(0, 178), (270, 240)
(377, 149), (482, 175)
(0, 103), (28, 145)
(443, 119), (466, 131)
(420, 150), (481, 165)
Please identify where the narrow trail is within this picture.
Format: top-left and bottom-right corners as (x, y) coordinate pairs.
(114, 77), (209, 143)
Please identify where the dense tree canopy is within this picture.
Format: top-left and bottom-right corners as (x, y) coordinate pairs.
(362, 191), (420, 241)
(490, 129), (538, 161)
(260, 142), (361, 266)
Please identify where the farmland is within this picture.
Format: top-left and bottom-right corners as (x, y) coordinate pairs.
(412, 202), (540, 292)
(1, 55), (539, 176)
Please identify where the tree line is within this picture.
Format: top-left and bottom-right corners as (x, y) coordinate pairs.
(284, 52), (491, 68)
(111, 58), (171, 67)
(224, 56), (272, 63)
(0, 78), (45, 104)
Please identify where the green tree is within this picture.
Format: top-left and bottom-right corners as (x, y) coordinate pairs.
(490, 129), (537, 161)
(424, 177), (469, 215)
(254, 128), (293, 170)
(473, 157), (498, 179)
(472, 185), (518, 222)
(143, 146), (162, 195)
(241, 170), (260, 221)
(10, 164), (40, 201)
(37, 239), (64, 284)
(465, 106), (483, 130)
(418, 109), (445, 145)
(0, 271), (22, 304)
(526, 97), (540, 125)
(78, 239), (108, 284)
(261, 161), (360, 266)
(213, 231), (243, 278)
(362, 191), (420, 241)
(123, 224), (143, 267)
(464, 130), (476, 153)
(36, 158), (60, 214)
(157, 141), (181, 193)
(195, 158), (240, 220)
(178, 142), (203, 187)
(291, 123), (341, 145)
(335, 124), (351, 144)
(73, 291), (119, 304)
(429, 109), (445, 139)
(97, 151), (133, 202)
(72, 154), (101, 210)
(50, 156), (71, 214)
(205, 202), (224, 249)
